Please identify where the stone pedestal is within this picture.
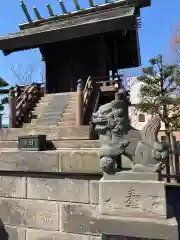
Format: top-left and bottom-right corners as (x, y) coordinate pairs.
(99, 171), (179, 239)
(100, 174), (166, 219)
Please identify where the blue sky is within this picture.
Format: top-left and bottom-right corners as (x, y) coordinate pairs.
(0, 0), (179, 123)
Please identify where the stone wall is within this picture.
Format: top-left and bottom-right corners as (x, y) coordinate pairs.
(0, 150), (179, 240)
(0, 174), (100, 240)
(0, 149), (101, 240)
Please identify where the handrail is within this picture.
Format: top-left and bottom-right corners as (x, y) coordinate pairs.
(83, 76), (91, 93)
(91, 74), (123, 80)
(83, 76), (94, 116)
(15, 83), (41, 127)
(16, 85), (35, 111)
(93, 89), (100, 114)
(16, 83), (34, 103)
(89, 86), (100, 140)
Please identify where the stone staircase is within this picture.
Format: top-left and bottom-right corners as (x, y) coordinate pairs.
(0, 91), (99, 148)
(0, 91), (102, 186)
(25, 92), (77, 128)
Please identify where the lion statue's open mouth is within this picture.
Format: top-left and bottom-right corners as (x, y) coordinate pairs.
(92, 102), (115, 133)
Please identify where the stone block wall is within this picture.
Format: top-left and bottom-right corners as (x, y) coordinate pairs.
(0, 174), (179, 240)
(0, 150), (178, 240)
(0, 174), (100, 240)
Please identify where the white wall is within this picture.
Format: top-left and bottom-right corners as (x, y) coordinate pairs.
(127, 76), (144, 105)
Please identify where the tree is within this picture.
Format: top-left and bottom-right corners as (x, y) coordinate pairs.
(0, 76), (9, 111)
(10, 61), (44, 86)
(136, 55), (180, 173)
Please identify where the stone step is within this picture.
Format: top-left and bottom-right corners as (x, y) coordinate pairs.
(64, 109), (76, 114)
(61, 118), (76, 122)
(31, 108), (46, 115)
(0, 149), (100, 173)
(0, 139), (100, 149)
(28, 93), (77, 127)
(57, 121), (76, 126)
(61, 115), (76, 121)
(26, 117), (76, 128)
(67, 101), (76, 105)
(36, 117), (62, 125)
(43, 112), (62, 117)
(0, 126), (90, 141)
(0, 149), (131, 173)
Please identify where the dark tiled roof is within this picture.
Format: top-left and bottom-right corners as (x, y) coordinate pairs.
(0, 5), (137, 54)
(19, 0), (150, 29)
(0, 0), (150, 54)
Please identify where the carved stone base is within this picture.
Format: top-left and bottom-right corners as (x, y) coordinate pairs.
(103, 171), (160, 181)
(99, 175), (167, 219)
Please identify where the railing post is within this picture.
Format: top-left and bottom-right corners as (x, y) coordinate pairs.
(115, 90), (121, 100)
(9, 89), (16, 128)
(24, 90), (29, 123)
(76, 79), (84, 126)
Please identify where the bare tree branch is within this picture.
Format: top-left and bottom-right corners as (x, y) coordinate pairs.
(10, 61), (44, 86)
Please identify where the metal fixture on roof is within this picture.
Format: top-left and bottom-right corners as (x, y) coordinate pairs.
(19, 0), (140, 24)
(72, 0), (81, 11)
(20, 0), (32, 22)
(33, 7), (42, 20)
(46, 4), (55, 17)
(88, 0), (95, 7)
(59, 0), (67, 14)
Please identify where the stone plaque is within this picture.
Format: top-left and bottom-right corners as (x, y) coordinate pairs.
(18, 135), (47, 151)
(99, 178), (167, 219)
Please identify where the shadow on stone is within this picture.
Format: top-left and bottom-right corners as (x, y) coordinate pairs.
(46, 140), (56, 150)
(0, 219), (8, 240)
(102, 235), (162, 240)
(166, 185), (180, 239)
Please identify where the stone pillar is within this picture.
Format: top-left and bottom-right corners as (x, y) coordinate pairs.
(9, 89), (16, 128)
(76, 79), (84, 126)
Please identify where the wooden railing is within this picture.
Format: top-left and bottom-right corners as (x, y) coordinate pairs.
(89, 88), (100, 140)
(76, 76), (100, 126)
(96, 79), (119, 92)
(9, 83), (43, 128)
(83, 76), (94, 116)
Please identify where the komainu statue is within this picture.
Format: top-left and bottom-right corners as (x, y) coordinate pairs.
(92, 95), (169, 174)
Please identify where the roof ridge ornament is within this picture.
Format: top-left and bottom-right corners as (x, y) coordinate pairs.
(72, 0), (81, 11)
(59, 0), (67, 14)
(46, 4), (55, 17)
(88, 0), (95, 7)
(20, 0), (32, 23)
(33, 7), (42, 20)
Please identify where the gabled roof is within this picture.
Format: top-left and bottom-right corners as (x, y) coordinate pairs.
(19, 0), (150, 30)
(0, 0), (151, 55)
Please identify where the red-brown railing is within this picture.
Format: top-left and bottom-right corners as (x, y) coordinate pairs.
(9, 83), (43, 128)
(83, 76), (94, 116)
(96, 79), (119, 91)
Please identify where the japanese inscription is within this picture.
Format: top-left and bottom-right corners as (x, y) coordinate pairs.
(24, 139), (35, 148)
(124, 188), (140, 208)
(124, 188), (163, 210)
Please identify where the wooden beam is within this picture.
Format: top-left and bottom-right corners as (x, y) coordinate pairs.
(46, 4), (54, 16)
(33, 7), (42, 20)
(20, 0), (32, 22)
(59, 0), (67, 13)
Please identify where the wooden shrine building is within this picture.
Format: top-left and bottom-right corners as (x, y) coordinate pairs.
(0, 0), (150, 93)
